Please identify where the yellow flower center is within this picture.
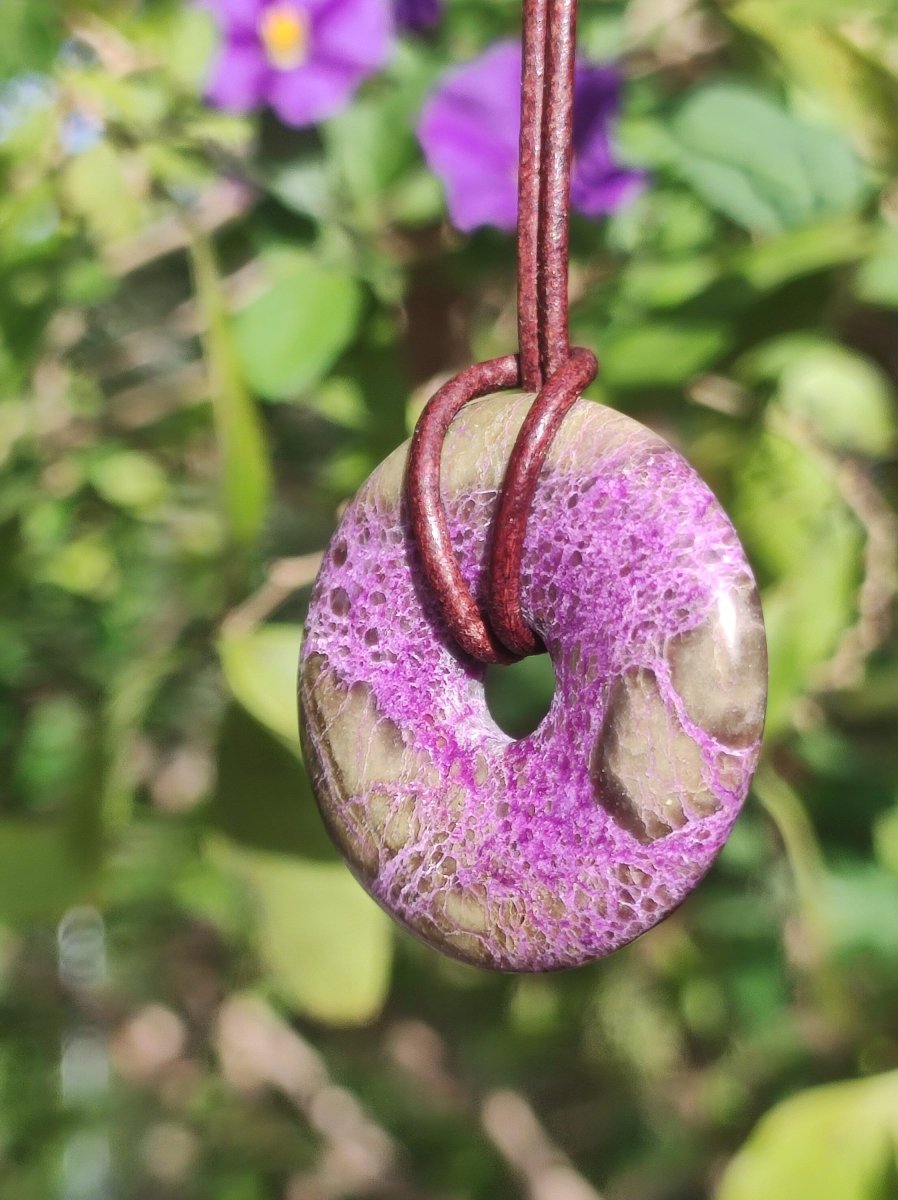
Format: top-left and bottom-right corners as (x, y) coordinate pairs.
(259, 3), (310, 71)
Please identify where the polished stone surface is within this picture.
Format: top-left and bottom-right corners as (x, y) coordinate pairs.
(299, 394), (767, 971)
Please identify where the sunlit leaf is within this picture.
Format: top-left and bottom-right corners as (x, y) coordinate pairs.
(190, 234), (272, 546)
(76, 72), (170, 130)
(600, 321), (730, 389)
(874, 807), (898, 877)
(777, 345), (896, 457)
(717, 1071), (898, 1200)
(218, 624), (302, 746)
(89, 450), (169, 513)
(307, 377), (368, 430)
(40, 535), (119, 598)
(60, 141), (144, 246)
(736, 430), (857, 580)
(388, 166), (445, 227)
(325, 94), (418, 210)
(730, 0), (889, 15)
(149, 4), (218, 91)
(210, 836), (393, 1026)
(741, 337), (896, 456)
(669, 83), (867, 233)
(729, 2), (898, 169)
(761, 573), (853, 738)
(618, 256), (719, 310)
(266, 156), (333, 221)
(0, 0), (61, 77)
(737, 218), (871, 290)
(735, 431), (862, 734)
(233, 251), (362, 401)
(323, 67), (431, 227)
(856, 229), (898, 308)
(823, 864), (898, 960)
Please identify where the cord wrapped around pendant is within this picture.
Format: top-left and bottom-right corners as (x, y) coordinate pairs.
(406, 0), (598, 665)
(298, 0), (768, 971)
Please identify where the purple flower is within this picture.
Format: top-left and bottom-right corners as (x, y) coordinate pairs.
(417, 41), (647, 233)
(395, 0), (442, 32)
(203, 0), (394, 127)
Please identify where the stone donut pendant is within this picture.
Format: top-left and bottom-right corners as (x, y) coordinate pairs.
(299, 394), (767, 971)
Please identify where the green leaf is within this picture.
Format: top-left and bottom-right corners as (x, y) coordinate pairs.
(212, 705), (334, 860)
(189, 235), (272, 546)
(762, 566), (856, 738)
(740, 337), (896, 456)
(777, 345), (896, 457)
(60, 141), (144, 246)
(735, 431), (862, 735)
(738, 333), (833, 385)
(730, 0), (888, 15)
(14, 695), (91, 813)
(155, 5), (218, 91)
(735, 429), (857, 579)
(210, 836), (393, 1026)
(669, 83), (867, 234)
(232, 251), (362, 401)
(89, 450), (169, 513)
(0, 0), (61, 78)
(484, 655), (556, 740)
(737, 218), (871, 290)
(0, 822), (92, 927)
(60, 258), (115, 307)
(266, 157), (333, 222)
(40, 534), (119, 598)
(822, 864), (898, 959)
(322, 62), (432, 227)
(600, 321), (730, 389)
(218, 624), (302, 746)
(729, 2), (898, 169)
(717, 1071), (898, 1200)
(388, 166), (445, 227)
(309, 377), (369, 430)
(856, 229), (898, 308)
(325, 95), (418, 213)
(874, 806), (898, 877)
(618, 257), (719, 310)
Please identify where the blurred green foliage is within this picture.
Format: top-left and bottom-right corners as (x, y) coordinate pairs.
(1, 1), (897, 1197)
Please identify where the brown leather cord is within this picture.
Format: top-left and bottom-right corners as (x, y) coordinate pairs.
(406, 355), (521, 665)
(517, 0), (548, 393)
(536, 0), (577, 381)
(406, 0), (598, 664)
(487, 346), (597, 657)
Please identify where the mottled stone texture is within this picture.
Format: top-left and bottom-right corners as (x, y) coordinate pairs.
(299, 395), (767, 971)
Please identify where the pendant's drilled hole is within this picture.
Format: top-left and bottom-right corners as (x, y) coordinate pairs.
(484, 653), (556, 739)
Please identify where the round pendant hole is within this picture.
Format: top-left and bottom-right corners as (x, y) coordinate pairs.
(484, 653), (556, 739)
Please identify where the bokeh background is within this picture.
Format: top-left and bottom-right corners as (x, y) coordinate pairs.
(3, 1), (898, 1198)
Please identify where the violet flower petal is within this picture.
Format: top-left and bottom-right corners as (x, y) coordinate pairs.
(417, 41), (522, 232)
(206, 39), (271, 112)
(571, 64), (647, 216)
(395, 0), (442, 32)
(203, 0), (394, 128)
(313, 0), (394, 73)
(572, 164), (648, 217)
(268, 60), (363, 126)
(199, 0), (263, 35)
(418, 40), (646, 232)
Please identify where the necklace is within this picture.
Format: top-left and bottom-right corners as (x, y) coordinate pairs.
(299, 0), (767, 971)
